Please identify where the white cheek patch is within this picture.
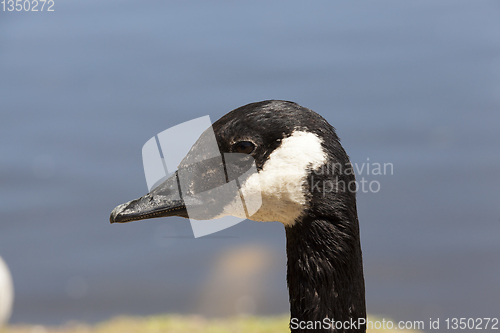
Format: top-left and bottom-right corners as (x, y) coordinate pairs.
(239, 130), (327, 226)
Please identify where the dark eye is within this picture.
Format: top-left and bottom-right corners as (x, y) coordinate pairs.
(234, 141), (255, 154)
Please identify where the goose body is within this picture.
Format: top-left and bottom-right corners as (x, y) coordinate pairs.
(0, 256), (14, 326)
(111, 100), (366, 332)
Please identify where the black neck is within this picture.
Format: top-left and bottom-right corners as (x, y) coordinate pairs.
(285, 214), (366, 332)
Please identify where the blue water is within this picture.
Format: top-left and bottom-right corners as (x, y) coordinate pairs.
(1, 1), (499, 331)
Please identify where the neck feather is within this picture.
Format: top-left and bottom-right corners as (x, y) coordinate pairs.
(285, 214), (366, 332)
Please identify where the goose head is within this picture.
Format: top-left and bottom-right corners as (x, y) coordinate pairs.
(110, 100), (356, 228)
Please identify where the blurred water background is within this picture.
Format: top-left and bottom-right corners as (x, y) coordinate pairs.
(1, 1), (499, 332)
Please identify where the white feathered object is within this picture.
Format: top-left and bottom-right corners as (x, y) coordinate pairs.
(0, 256), (14, 326)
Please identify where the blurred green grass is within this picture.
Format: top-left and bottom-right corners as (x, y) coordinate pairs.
(2, 315), (424, 333)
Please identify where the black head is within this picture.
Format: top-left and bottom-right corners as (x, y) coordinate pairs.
(110, 100), (356, 227)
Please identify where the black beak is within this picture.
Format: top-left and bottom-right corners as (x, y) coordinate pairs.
(110, 146), (259, 224)
(110, 171), (188, 224)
